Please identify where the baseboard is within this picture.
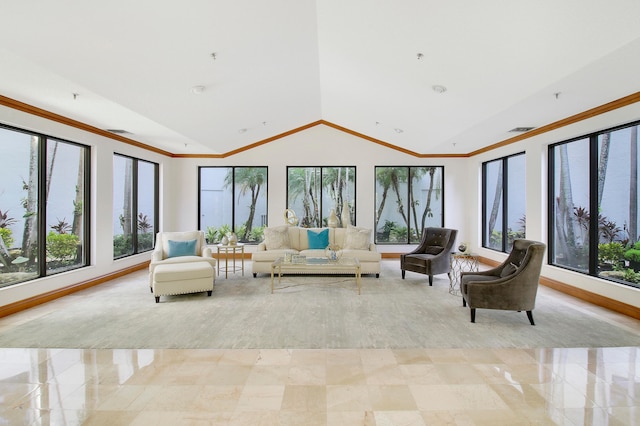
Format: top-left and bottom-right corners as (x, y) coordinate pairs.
(0, 262), (149, 319)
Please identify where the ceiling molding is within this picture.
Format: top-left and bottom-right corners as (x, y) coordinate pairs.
(0, 94), (174, 157)
(2, 91), (640, 159)
(468, 91), (640, 157)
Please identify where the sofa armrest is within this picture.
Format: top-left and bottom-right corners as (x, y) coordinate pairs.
(256, 242), (267, 251)
(368, 243), (377, 252)
(202, 246), (212, 258)
(151, 248), (164, 262)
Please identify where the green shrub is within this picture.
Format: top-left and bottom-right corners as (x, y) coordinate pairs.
(0, 228), (14, 248)
(46, 231), (79, 260)
(624, 241), (640, 262)
(598, 242), (625, 265)
(113, 234), (133, 258)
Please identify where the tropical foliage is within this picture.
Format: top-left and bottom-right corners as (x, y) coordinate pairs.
(375, 166), (443, 243)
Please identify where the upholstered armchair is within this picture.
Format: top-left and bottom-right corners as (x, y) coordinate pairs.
(401, 227), (458, 286)
(460, 239), (546, 325)
(148, 231), (217, 289)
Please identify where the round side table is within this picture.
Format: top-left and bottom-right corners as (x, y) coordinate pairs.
(449, 252), (479, 295)
(216, 243), (245, 279)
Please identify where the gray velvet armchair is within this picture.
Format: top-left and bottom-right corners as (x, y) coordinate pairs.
(401, 227), (458, 286)
(460, 239), (546, 325)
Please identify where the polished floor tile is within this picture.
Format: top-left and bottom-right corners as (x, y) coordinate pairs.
(1, 347), (638, 425)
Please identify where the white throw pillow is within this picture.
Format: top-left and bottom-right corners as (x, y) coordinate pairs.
(344, 226), (371, 250)
(264, 225), (291, 250)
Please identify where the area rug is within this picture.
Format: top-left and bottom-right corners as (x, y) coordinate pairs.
(0, 261), (638, 349)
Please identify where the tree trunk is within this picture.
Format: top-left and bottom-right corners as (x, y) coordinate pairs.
(630, 126), (638, 243)
(597, 133), (610, 207)
(420, 168), (437, 236)
(558, 144), (577, 262)
(46, 141), (58, 199)
(22, 136), (39, 261)
(488, 162), (503, 238)
(122, 159), (133, 235)
(390, 174), (408, 229)
(72, 151), (84, 237)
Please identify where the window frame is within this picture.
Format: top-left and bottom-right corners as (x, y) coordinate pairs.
(374, 165), (445, 244)
(198, 166), (269, 243)
(285, 166), (356, 228)
(481, 152), (526, 253)
(0, 123), (91, 287)
(113, 153), (159, 259)
(548, 119), (640, 289)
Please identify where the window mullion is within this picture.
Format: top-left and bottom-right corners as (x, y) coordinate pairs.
(589, 136), (599, 275)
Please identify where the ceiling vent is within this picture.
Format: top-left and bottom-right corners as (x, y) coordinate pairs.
(106, 129), (132, 135)
(509, 127), (535, 133)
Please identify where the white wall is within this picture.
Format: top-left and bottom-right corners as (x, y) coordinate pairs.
(167, 125), (468, 252)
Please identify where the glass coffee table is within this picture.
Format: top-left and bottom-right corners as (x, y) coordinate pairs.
(270, 257), (362, 294)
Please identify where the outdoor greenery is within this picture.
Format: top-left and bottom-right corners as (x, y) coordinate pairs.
(375, 166), (442, 243)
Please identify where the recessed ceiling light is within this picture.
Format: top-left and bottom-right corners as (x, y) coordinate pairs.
(509, 127), (535, 132)
(190, 85), (206, 94)
(394, 128), (403, 133)
(238, 128), (247, 134)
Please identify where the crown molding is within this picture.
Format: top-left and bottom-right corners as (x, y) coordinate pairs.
(0, 94), (174, 157)
(2, 92), (640, 159)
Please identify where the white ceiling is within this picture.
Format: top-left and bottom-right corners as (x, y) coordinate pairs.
(1, 0), (640, 155)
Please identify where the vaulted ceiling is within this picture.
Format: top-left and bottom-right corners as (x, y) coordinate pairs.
(1, 1), (640, 155)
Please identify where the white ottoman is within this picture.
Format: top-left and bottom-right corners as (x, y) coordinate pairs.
(152, 261), (214, 303)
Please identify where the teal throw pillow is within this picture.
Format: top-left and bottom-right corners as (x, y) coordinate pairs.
(167, 239), (197, 258)
(307, 229), (329, 249)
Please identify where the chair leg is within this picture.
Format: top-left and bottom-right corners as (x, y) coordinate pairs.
(155, 296), (159, 303)
(462, 298), (466, 307)
(428, 275), (433, 286)
(401, 270), (405, 279)
(470, 308), (476, 323)
(526, 310), (535, 326)
(207, 291), (212, 297)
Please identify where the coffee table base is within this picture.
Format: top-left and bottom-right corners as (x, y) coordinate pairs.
(270, 258), (362, 294)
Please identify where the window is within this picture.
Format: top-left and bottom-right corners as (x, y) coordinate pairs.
(482, 153), (526, 252)
(374, 166), (444, 244)
(549, 120), (640, 288)
(286, 167), (355, 228)
(199, 167), (268, 243)
(0, 125), (90, 288)
(113, 154), (158, 259)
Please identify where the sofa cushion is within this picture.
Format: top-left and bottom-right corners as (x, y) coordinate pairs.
(307, 229), (329, 249)
(167, 239), (197, 258)
(344, 226), (371, 250)
(252, 249), (298, 263)
(264, 225), (291, 250)
(341, 249), (381, 262)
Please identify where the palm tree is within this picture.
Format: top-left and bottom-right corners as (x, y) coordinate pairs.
(225, 167), (266, 240)
(630, 126), (638, 243)
(288, 168), (320, 227)
(375, 167), (409, 240)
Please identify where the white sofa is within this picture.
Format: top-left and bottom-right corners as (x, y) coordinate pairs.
(252, 226), (381, 277)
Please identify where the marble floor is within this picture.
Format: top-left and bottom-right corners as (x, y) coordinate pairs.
(0, 345), (638, 425)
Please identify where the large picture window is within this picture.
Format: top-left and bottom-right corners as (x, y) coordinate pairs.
(0, 125), (90, 288)
(199, 167), (268, 243)
(482, 153), (526, 252)
(375, 166), (444, 244)
(113, 154), (158, 259)
(549, 120), (640, 288)
(286, 167), (355, 228)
